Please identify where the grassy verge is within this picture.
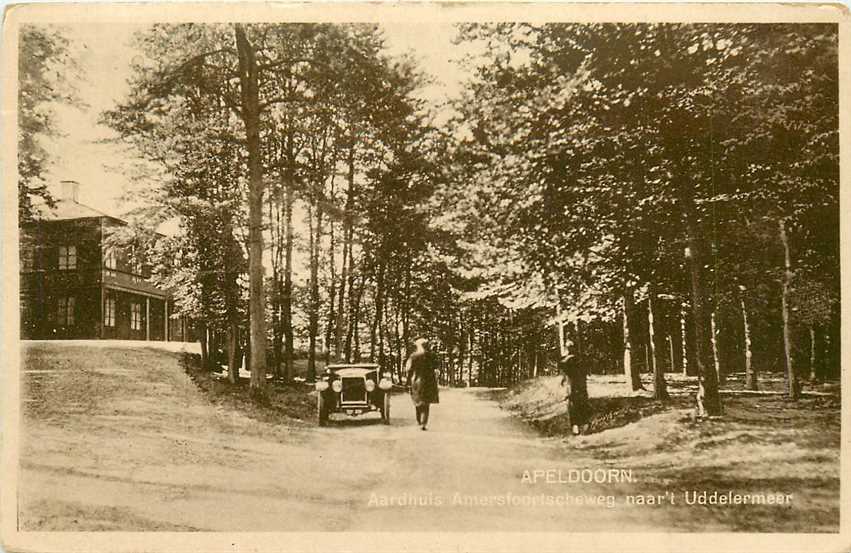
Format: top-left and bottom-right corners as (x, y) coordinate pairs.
(181, 353), (317, 426)
(498, 372), (841, 531)
(499, 375), (675, 436)
(500, 372), (840, 437)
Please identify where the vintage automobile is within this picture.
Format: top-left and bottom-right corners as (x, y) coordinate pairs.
(315, 363), (393, 426)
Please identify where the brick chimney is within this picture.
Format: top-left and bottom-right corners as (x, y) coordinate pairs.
(60, 180), (80, 203)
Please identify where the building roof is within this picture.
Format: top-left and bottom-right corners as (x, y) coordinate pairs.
(36, 199), (119, 222)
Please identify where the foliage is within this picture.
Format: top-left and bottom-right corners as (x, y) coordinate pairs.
(444, 23), (839, 393)
(18, 25), (83, 222)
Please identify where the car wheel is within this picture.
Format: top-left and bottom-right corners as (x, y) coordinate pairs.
(381, 393), (390, 425)
(318, 393), (328, 427)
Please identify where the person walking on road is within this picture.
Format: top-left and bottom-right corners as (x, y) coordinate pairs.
(559, 341), (591, 435)
(405, 337), (440, 431)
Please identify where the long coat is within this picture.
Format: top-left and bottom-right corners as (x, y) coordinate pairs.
(406, 350), (439, 406)
(558, 354), (591, 426)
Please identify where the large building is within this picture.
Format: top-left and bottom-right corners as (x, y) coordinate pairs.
(19, 180), (192, 341)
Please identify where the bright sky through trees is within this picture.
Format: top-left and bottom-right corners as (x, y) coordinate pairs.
(43, 22), (467, 216)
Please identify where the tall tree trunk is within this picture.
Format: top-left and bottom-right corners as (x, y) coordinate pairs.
(234, 327), (243, 374)
(684, 217), (722, 416)
(711, 311), (722, 385)
(334, 232), (350, 361)
(199, 321), (209, 370)
(227, 322), (239, 384)
(307, 200), (323, 383)
(479, 330), (485, 386)
(486, 324), (492, 386)
(274, 128), (296, 380)
(828, 305), (840, 379)
(346, 269), (365, 362)
(352, 290), (362, 362)
(323, 159), (339, 365)
(271, 289), (283, 378)
(380, 291), (389, 372)
(234, 24), (267, 397)
(352, 271), (366, 362)
(622, 293), (632, 382)
(325, 216), (337, 365)
(667, 335), (676, 373)
(344, 268), (357, 361)
(622, 290), (643, 391)
(282, 184), (294, 381)
(223, 222), (242, 385)
(335, 145), (355, 361)
(402, 265), (411, 356)
(779, 218), (800, 400)
(244, 303), (251, 373)
(269, 196), (283, 379)
(468, 325), (475, 386)
(208, 331), (219, 371)
(680, 306), (689, 376)
(644, 344), (650, 374)
(307, 203), (317, 381)
(740, 289), (756, 390)
(809, 326), (817, 382)
(370, 264), (385, 362)
(506, 310), (515, 385)
(393, 299), (402, 376)
(648, 284), (668, 401)
(573, 320), (582, 357)
(814, 324), (828, 382)
(242, 330), (250, 373)
(457, 313), (467, 385)
(532, 341), (539, 379)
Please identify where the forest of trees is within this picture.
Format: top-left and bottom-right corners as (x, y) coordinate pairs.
(21, 23), (839, 416)
(441, 23), (840, 416)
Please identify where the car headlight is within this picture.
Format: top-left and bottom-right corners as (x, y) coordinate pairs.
(365, 379), (376, 392)
(315, 380), (329, 392)
(331, 380), (342, 393)
(379, 378), (392, 390)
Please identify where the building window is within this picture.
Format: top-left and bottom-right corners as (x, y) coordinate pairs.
(104, 294), (116, 328)
(58, 246), (77, 270)
(104, 247), (117, 276)
(130, 302), (142, 331)
(21, 247), (35, 271)
(57, 296), (75, 326)
(130, 251), (145, 282)
(20, 299), (34, 331)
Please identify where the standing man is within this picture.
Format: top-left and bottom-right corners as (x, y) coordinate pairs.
(405, 337), (440, 431)
(559, 341), (591, 435)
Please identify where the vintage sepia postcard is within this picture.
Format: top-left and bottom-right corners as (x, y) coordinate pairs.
(2, 2), (849, 552)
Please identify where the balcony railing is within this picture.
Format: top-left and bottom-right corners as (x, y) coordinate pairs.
(102, 267), (166, 296)
(19, 265), (167, 297)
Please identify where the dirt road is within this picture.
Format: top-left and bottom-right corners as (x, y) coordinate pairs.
(21, 342), (839, 532)
(20, 343), (662, 532)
